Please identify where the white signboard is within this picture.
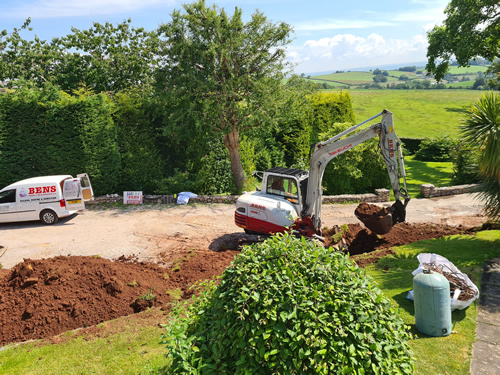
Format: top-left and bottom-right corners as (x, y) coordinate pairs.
(123, 191), (143, 205)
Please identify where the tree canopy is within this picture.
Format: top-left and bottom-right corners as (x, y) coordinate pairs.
(0, 18), (159, 92)
(155, 0), (293, 191)
(426, 0), (500, 81)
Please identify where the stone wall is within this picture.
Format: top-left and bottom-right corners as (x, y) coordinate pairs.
(89, 184), (478, 206)
(90, 188), (391, 206)
(420, 183), (477, 198)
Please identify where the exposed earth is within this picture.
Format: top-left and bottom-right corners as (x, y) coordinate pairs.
(0, 193), (488, 346)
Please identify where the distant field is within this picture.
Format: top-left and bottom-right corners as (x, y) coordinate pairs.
(349, 90), (485, 138)
(313, 72), (374, 83)
(308, 78), (347, 87)
(447, 81), (475, 88)
(312, 71), (402, 85)
(307, 66), (486, 88)
(448, 66), (488, 74)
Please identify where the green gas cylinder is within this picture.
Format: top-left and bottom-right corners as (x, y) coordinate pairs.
(413, 270), (452, 337)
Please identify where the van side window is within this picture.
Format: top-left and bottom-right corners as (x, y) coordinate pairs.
(0, 189), (16, 204)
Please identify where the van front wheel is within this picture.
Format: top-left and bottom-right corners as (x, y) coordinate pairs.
(40, 210), (59, 225)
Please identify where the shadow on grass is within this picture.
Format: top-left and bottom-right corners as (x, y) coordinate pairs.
(444, 106), (468, 114)
(404, 157), (453, 187)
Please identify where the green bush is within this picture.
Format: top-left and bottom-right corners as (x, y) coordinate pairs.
(452, 143), (481, 184)
(113, 91), (165, 193)
(162, 232), (414, 374)
(414, 136), (457, 162)
(320, 123), (389, 195)
(400, 138), (423, 155)
(155, 169), (197, 195)
(195, 139), (234, 195)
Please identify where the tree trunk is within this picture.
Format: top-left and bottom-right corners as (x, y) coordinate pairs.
(223, 127), (245, 192)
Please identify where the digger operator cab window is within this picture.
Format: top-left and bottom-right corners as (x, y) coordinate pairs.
(266, 175), (298, 199)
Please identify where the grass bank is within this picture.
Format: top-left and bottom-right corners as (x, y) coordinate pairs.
(403, 155), (454, 197)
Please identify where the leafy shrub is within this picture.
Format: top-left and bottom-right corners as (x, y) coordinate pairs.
(320, 123), (389, 195)
(414, 136), (458, 162)
(162, 232), (414, 374)
(452, 143), (481, 184)
(195, 139), (234, 195)
(156, 169), (197, 195)
(400, 138), (423, 155)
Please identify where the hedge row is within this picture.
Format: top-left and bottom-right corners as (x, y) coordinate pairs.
(0, 86), (359, 195)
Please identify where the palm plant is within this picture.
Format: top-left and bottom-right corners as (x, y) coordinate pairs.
(461, 92), (500, 220)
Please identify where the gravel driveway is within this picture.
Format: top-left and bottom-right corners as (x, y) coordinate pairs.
(0, 193), (487, 269)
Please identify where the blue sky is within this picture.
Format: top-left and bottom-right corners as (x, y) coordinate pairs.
(1, 0), (450, 74)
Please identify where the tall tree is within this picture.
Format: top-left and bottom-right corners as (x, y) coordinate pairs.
(461, 92), (500, 220)
(156, 0), (293, 191)
(426, 0), (500, 81)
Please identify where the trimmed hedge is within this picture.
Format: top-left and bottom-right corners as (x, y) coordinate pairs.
(0, 85), (121, 194)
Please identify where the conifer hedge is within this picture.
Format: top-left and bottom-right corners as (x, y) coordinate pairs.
(0, 85), (121, 194)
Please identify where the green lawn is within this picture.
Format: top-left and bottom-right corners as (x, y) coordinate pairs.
(361, 229), (500, 374)
(0, 309), (169, 375)
(403, 155), (454, 197)
(350, 90), (485, 138)
(447, 81), (475, 88)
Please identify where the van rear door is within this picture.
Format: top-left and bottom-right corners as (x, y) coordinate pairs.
(63, 179), (85, 211)
(77, 173), (94, 201)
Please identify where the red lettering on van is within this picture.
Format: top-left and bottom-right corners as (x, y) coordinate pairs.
(28, 185), (58, 195)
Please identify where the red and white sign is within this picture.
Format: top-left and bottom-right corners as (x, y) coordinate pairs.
(123, 191), (143, 205)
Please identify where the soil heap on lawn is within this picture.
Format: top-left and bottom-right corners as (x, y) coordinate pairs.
(0, 251), (236, 346)
(0, 223), (475, 347)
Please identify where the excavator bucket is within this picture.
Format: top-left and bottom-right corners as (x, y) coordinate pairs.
(354, 201), (407, 235)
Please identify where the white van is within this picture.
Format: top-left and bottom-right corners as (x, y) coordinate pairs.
(0, 174), (94, 224)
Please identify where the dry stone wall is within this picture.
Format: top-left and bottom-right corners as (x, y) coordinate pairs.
(420, 184), (477, 198)
(89, 184), (477, 206)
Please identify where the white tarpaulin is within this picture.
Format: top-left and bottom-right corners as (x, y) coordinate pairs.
(176, 192), (198, 205)
(407, 253), (479, 311)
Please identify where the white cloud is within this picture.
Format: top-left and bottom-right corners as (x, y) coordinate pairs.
(288, 32), (429, 73)
(6, 0), (176, 18)
(295, 20), (394, 31)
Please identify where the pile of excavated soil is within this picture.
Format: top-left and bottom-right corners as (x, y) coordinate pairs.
(0, 223), (477, 346)
(0, 250), (237, 346)
(323, 222), (475, 256)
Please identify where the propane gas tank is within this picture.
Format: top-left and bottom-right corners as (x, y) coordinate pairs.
(413, 270), (452, 337)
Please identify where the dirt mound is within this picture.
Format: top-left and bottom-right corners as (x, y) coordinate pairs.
(0, 250), (237, 346)
(0, 222), (477, 347)
(354, 202), (394, 234)
(324, 222), (474, 256)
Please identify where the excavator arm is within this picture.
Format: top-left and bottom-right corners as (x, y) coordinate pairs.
(301, 109), (410, 233)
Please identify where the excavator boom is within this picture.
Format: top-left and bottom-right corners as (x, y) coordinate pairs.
(234, 109), (410, 237)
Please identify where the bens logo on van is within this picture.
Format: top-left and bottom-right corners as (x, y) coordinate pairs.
(29, 186), (57, 195)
